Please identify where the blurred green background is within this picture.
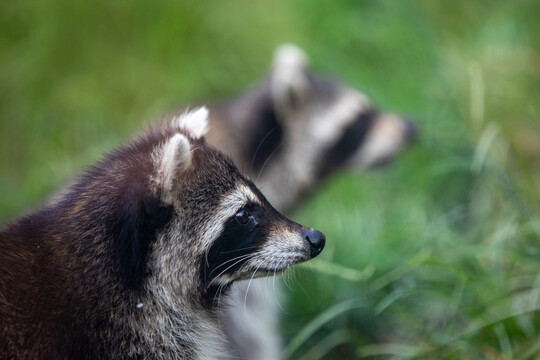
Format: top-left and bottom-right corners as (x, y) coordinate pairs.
(2, 1), (540, 359)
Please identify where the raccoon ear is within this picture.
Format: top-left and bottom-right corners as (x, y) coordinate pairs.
(157, 133), (192, 203)
(271, 44), (309, 117)
(174, 107), (209, 140)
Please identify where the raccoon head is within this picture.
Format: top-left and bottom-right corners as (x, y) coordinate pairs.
(270, 44), (417, 175)
(234, 45), (416, 190)
(221, 44), (417, 211)
(149, 108), (325, 306)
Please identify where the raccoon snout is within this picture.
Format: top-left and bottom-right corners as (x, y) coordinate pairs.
(303, 229), (325, 258)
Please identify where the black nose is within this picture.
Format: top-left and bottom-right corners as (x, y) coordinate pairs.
(404, 120), (418, 142)
(303, 229), (325, 258)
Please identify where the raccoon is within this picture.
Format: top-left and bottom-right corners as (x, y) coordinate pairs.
(207, 44), (417, 213)
(0, 107), (325, 359)
(204, 45), (418, 359)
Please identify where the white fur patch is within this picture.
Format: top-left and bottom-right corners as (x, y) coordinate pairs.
(174, 107), (209, 139)
(273, 44), (308, 68)
(311, 89), (370, 143)
(156, 133), (192, 203)
(350, 114), (407, 168)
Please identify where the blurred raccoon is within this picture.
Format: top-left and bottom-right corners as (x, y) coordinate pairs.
(207, 44), (417, 213)
(204, 45), (418, 359)
(0, 108), (325, 359)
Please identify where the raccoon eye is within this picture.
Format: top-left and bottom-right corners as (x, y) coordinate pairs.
(235, 209), (250, 225)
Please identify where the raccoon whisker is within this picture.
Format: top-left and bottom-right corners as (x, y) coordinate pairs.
(272, 268), (287, 315)
(290, 266), (299, 283)
(204, 245), (258, 274)
(205, 248), (211, 269)
(250, 127), (277, 171)
(220, 246), (260, 254)
(282, 275), (292, 290)
(243, 263), (263, 313)
(213, 282), (227, 306)
(209, 254), (258, 284)
(272, 269), (277, 302)
(286, 263), (301, 289)
(208, 253), (257, 277)
(216, 282), (230, 310)
(256, 140), (285, 183)
(209, 253), (255, 274)
(281, 261), (295, 290)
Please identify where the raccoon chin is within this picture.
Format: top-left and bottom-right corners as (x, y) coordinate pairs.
(241, 253), (311, 278)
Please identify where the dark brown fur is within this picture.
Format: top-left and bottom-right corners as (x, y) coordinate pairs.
(0, 129), (175, 359)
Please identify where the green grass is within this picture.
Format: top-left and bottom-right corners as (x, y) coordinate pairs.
(2, 1), (540, 359)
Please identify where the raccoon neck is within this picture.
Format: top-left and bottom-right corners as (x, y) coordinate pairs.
(128, 297), (231, 360)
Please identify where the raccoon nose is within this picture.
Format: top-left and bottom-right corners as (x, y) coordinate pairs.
(404, 120), (418, 142)
(303, 229), (325, 257)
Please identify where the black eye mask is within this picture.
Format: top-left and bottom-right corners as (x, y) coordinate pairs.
(201, 203), (268, 287)
(318, 109), (378, 178)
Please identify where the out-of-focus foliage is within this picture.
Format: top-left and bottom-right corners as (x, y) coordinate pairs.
(1, 1), (540, 359)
